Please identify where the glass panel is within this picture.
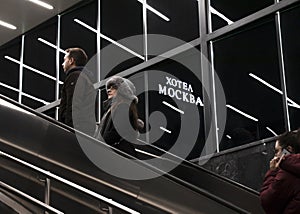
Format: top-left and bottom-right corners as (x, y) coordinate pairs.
(0, 38), (21, 90)
(43, 108), (56, 119)
(21, 96), (43, 109)
(101, 0), (143, 77)
(23, 18), (57, 77)
(147, 0), (199, 55)
(281, 3), (300, 130)
(22, 68), (55, 103)
(146, 49), (205, 160)
(100, 38), (144, 78)
(210, 0), (273, 31)
(60, 1), (97, 82)
(213, 18), (285, 151)
(0, 87), (18, 102)
(101, 0), (143, 42)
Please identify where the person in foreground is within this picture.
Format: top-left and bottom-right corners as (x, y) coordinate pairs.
(94, 76), (143, 158)
(260, 129), (300, 214)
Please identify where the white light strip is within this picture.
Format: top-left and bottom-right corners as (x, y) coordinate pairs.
(249, 73), (282, 94)
(74, 19), (145, 60)
(135, 148), (161, 158)
(226, 135), (231, 139)
(160, 126), (171, 134)
(55, 15), (61, 120)
(0, 151), (140, 214)
(28, 0), (54, 10)
(0, 20), (17, 30)
(0, 82), (18, 92)
(226, 104), (258, 122)
(249, 73), (300, 109)
(21, 92), (50, 105)
(0, 86), (36, 114)
(162, 101), (184, 114)
(5, 56), (63, 84)
(288, 102), (300, 109)
(137, 0), (170, 22)
(0, 81), (49, 105)
(18, 35), (25, 103)
(210, 6), (233, 25)
(266, 126), (278, 136)
(38, 38), (66, 54)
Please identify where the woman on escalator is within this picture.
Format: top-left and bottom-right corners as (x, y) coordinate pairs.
(94, 76), (143, 158)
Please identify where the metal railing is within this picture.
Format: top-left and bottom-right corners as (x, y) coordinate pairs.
(0, 180), (64, 214)
(0, 150), (140, 214)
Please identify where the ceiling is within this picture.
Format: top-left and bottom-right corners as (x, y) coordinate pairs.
(0, 0), (83, 46)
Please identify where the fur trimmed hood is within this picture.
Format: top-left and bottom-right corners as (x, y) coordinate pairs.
(106, 76), (138, 103)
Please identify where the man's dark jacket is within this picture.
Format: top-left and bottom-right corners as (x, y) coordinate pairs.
(59, 66), (96, 135)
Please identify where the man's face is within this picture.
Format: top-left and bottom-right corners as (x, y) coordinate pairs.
(62, 53), (73, 72)
(274, 140), (283, 157)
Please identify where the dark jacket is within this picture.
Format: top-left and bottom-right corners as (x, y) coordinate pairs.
(95, 100), (137, 157)
(59, 66), (96, 135)
(260, 154), (300, 214)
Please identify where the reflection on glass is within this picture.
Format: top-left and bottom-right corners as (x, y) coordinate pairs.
(213, 18), (285, 151)
(147, 0), (199, 55)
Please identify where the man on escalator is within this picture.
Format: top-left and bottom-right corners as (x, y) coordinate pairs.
(59, 47), (96, 136)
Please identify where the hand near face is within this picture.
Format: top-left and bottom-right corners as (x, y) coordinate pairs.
(270, 154), (285, 170)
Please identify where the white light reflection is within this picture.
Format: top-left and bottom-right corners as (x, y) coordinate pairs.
(137, 0), (170, 22)
(249, 73), (300, 109)
(226, 104), (258, 122)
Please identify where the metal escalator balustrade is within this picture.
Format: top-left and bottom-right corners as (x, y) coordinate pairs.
(0, 94), (262, 213)
(0, 150), (141, 214)
(0, 180), (63, 214)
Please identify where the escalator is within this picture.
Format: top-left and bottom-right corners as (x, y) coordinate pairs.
(0, 96), (264, 213)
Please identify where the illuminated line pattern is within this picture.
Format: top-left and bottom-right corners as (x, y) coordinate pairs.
(135, 148), (161, 158)
(226, 135), (231, 139)
(266, 126), (278, 136)
(74, 19), (145, 60)
(38, 38), (66, 54)
(137, 0), (170, 22)
(226, 104), (258, 122)
(28, 0), (54, 10)
(4, 56), (63, 84)
(162, 101), (184, 114)
(0, 82), (49, 105)
(249, 73), (300, 109)
(0, 20), (17, 30)
(210, 6), (233, 25)
(160, 126), (171, 134)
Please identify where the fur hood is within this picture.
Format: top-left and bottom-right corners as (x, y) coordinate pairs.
(106, 76), (138, 103)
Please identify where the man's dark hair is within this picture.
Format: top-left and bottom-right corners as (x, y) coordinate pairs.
(278, 129), (300, 154)
(65, 47), (88, 66)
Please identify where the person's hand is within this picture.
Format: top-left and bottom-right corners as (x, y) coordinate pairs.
(269, 155), (285, 170)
